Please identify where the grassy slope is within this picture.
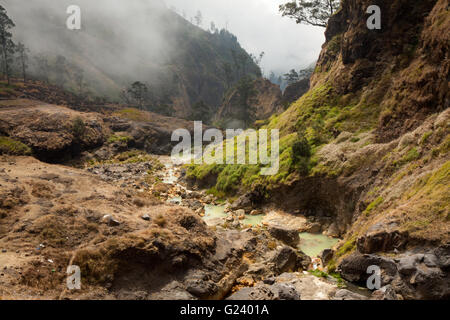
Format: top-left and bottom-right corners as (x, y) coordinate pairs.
(187, 0), (449, 254)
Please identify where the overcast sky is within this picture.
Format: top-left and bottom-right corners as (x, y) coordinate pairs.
(165, 0), (325, 75)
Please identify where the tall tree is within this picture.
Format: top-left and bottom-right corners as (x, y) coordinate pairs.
(35, 54), (50, 83)
(190, 101), (211, 123)
(73, 66), (84, 98)
(222, 62), (234, 89)
(210, 21), (217, 33)
(127, 81), (149, 110)
(284, 69), (300, 84)
(16, 42), (29, 83)
(54, 55), (67, 88)
(279, 0), (340, 28)
(0, 5), (15, 85)
(235, 76), (257, 126)
(194, 10), (203, 27)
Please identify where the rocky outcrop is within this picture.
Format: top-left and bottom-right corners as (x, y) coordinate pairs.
(339, 245), (450, 300)
(216, 78), (282, 126)
(0, 99), (108, 162)
(314, 0), (449, 142)
(268, 225), (300, 247)
(281, 78), (310, 106)
(228, 272), (340, 300)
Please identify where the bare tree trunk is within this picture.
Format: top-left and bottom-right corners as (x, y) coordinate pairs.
(2, 50), (9, 85)
(21, 53), (26, 83)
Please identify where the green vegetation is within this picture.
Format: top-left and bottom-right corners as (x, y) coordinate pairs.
(114, 108), (150, 122)
(309, 269), (328, 278)
(87, 150), (163, 168)
(363, 197), (384, 216)
(72, 116), (86, 139)
(392, 147), (420, 169)
(187, 80), (384, 195)
(335, 236), (356, 259)
(420, 131), (433, 145)
(0, 136), (32, 155)
(107, 134), (131, 144)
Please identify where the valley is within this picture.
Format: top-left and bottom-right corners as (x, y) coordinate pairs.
(0, 0), (448, 301)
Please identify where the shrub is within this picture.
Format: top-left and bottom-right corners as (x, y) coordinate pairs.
(0, 136), (32, 155)
(72, 116), (86, 139)
(154, 214), (167, 227)
(363, 197), (384, 216)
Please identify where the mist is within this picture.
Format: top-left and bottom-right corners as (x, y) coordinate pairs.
(3, 0), (180, 96)
(165, 0), (325, 74)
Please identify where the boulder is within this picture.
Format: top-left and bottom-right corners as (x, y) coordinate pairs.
(268, 225), (300, 247)
(307, 223), (322, 234)
(320, 249), (334, 266)
(339, 253), (397, 285)
(270, 246), (298, 273)
(371, 285), (398, 300)
(333, 289), (367, 300)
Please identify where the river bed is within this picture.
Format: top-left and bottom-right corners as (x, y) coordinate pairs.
(159, 156), (339, 258)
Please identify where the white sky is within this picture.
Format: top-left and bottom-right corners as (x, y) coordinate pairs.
(164, 0), (325, 75)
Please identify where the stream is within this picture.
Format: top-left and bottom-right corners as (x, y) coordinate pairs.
(158, 155), (340, 259)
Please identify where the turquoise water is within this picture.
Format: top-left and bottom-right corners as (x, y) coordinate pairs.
(201, 205), (339, 257)
(242, 215), (265, 227)
(298, 232), (339, 257)
(203, 204), (228, 225)
(202, 204), (265, 227)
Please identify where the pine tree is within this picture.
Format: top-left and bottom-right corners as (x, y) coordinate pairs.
(16, 42), (29, 83)
(0, 5), (15, 85)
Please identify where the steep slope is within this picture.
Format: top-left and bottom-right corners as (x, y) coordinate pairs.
(216, 78), (283, 128)
(3, 0), (260, 117)
(186, 0), (449, 299)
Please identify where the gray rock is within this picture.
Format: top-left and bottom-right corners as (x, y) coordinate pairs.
(371, 285), (398, 300)
(320, 249), (334, 265)
(333, 289), (367, 300)
(339, 253), (397, 284)
(185, 279), (218, 299)
(307, 223), (321, 234)
(141, 214), (151, 221)
(227, 284), (275, 300)
(273, 283), (301, 300)
(102, 215), (120, 226)
(271, 246), (298, 273)
(268, 225), (300, 247)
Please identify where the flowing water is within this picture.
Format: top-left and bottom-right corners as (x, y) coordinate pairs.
(159, 156), (339, 258)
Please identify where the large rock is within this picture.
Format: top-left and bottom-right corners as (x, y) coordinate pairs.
(268, 225), (300, 247)
(320, 249), (334, 266)
(227, 283), (300, 301)
(216, 78), (282, 127)
(270, 246), (298, 273)
(333, 289), (367, 300)
(270, 246), (311, 273)
(339, 253), (397, 285)
(339, 247), (450, 300)
(371, 285), (398, 300)
(281, 78), (310, 106)
(357, 229), (409, 254)
(0, 100), (107, 161)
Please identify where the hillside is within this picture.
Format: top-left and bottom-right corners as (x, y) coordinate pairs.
(3, 0), (261, 118)
(186, 0), (449, 299)
(216, 78), (283, 128)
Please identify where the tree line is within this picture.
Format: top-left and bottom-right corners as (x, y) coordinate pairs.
(0, 5), (87, 98)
